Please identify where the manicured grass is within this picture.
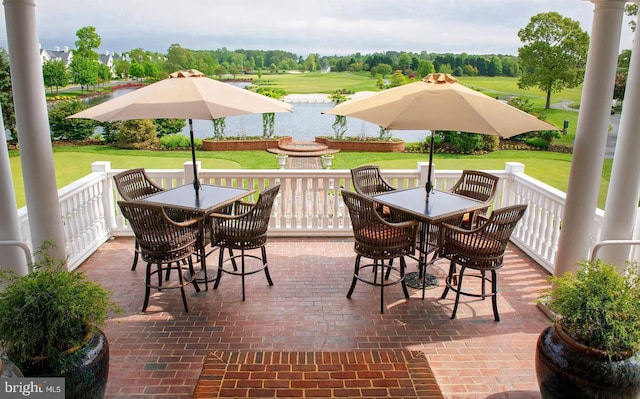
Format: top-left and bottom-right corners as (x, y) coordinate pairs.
(9, 146), (611, 210)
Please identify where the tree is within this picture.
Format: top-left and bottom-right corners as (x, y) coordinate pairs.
(376, 63), (392, 78)
(129, 63), (145, 79)
(48, 100), (98, 141)
(627, 3), (638, 32)
(0, 48), (17, 141)
(153, 119), (186, 137)
(97, 63), (112, 86)
(417, 60), (435, 77)
(114, 59), (131, 79)
(42, 60), (69, 94)
(518, 12), (590, 109)
(68, 57), (100, 92)
(74, 26), (101, 60)
(388, 70), (408, 87)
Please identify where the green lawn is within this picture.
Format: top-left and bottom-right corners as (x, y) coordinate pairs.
(9, 146), (611, 210)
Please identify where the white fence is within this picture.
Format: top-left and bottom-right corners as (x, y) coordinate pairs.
(15, 161), (617, 273)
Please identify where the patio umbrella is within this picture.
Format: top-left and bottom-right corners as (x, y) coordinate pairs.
(324, 73), (557, 195)
(69, 69), (292, 194)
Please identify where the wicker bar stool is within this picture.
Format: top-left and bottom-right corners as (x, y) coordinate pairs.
(117, 200), (204, 313)
(113, 168), (164, 271)
(342, 190), (418, 314)
(448, 170), (499, 228)
(438, 204), (527, 321)
(210, 184), (280, 301)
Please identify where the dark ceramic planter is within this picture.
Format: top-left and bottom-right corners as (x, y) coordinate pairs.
(535, 323), (640, 399)
(22, 326), (109, 399)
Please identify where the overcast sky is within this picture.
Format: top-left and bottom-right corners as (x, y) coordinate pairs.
(0, 0), (636, 57)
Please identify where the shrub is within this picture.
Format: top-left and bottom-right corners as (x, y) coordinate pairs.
(113, 120), (159, 149)
(160, 134), (200, 150)
(48, 99), (98, 141)
(527, 137), (550, 149)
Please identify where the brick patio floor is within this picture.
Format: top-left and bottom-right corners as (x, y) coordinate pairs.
(80, 237), (551, 398)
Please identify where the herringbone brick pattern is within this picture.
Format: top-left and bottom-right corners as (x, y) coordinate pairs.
(80, 237), (550, 398)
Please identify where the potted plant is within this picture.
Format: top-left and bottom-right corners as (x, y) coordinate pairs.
(535, 259), (640, 398)
(0, 241), (121, 399)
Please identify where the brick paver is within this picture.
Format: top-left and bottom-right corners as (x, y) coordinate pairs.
(80, 237), (551, 398)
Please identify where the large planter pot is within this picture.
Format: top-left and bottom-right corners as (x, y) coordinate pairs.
(535, 323), (640, 399)
(202, 136), (292, 151)
(21, 326), (109, 399)
(315, 137), (405, 152)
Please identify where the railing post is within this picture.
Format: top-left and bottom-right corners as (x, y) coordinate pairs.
(184, 161), (201, 186)
(417, 162), (434, 188)
(503, 162), (525, 207)
(92, 161), (116, 233)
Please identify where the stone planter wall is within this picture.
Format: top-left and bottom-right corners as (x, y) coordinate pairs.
(314, 137), (405, 152)
(202, 136), (292, 151)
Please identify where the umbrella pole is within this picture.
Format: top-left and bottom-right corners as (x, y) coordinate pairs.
(189, 119), (200, 194)
(426, 131), (435, 197)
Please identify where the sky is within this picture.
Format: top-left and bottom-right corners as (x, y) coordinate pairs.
(0, 0), (636, 57)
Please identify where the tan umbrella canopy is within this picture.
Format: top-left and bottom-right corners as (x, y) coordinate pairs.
(324, 73), (557, 194)
(69, 69), (293, 193)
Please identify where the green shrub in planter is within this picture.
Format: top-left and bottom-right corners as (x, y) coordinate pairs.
(0, 241), (121, 373)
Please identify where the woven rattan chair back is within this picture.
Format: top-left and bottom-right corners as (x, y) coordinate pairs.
(113, 168), (164, 201)
(439, 204), (528, 321)
(351, 165), (396, 196)
(449, 170), (499, 216)
(117, 200), (203, 312)
(342, 190), (418, 313)
(210, 184), (280, 300)
(113, 168), (166, 270)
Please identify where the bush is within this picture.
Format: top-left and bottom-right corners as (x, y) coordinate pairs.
(160, 134), (200, 150)
(48, 99), (98, 141)
(113, 120), (159, 149)
(527, 137), (550, 149)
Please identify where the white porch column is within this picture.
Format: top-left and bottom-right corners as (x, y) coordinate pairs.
(0, 105), (29, 274)
(598, 10), (640, 270)
(3, 0), (66, 260)
(554, 0), (625, 276)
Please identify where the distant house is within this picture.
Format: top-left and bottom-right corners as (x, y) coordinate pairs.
(40, 46), (129, 78)
(39, 45), (73, 67)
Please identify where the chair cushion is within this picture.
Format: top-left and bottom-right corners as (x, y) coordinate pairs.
(446, 235), (501, 254)
(356, 226), (403, 241)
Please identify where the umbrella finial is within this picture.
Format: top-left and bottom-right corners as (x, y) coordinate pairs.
(422, 73), (458, 84)
(169, 69), (206, 78)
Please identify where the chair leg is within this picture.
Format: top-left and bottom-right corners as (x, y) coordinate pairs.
(440, 260), (456, 300)
(491, 270), (500, 322)
(450, 266), (466, 319)
(241, 249), (246, 301)
(177, 260), (189, 313)
(481, 270), (486, 299)
(142, 262), (152, 312)
(132, 240), (140, 271)
(261, 246), (273, 286)
(379, 259), (385, 314)
(188, 256), (201, 294)
(347, 255), (361, 299)
(213, 249), (225, 290)
(400, 256), (410, 299)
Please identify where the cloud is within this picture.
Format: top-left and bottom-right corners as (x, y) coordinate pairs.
(0, 0), (635, 56)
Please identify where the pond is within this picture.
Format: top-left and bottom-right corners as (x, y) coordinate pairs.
(87, 86), (429, 143)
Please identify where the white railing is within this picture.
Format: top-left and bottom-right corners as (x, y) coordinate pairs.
(16, 161), (623, 273)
